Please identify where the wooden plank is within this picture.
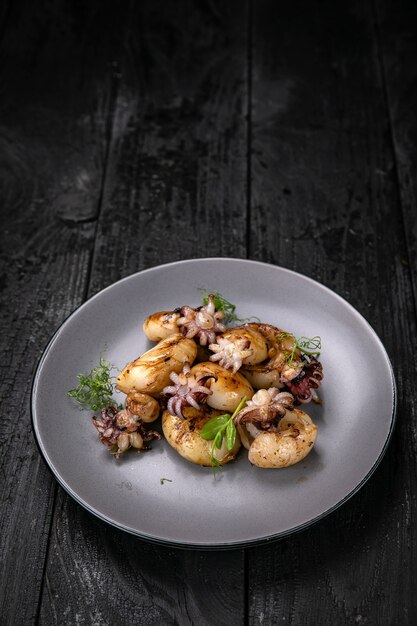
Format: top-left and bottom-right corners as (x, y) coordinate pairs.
(38, 1), (249, 625)
(0, 1), (124, 623)
(376, 0), (417, 305)
(88, 0), (249, 294)
(248, 0), (417, 623)
(41, 497), (245, 626)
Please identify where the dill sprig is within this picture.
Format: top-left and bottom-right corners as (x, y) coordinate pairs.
(68, 357), (116, 411)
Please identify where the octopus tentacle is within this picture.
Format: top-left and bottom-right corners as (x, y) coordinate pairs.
(209, 336), (252, 373)
(92, 405), (161, 459)
(234, 388), (295, 432)
(284, 356), (323, 404)
(176, 294), (226, 346)
(162, 362), (214, 419)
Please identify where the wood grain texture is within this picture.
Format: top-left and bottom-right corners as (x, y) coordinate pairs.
(0, 1), (124, 623)
(88, 0), (249, 295)
(38, 1), (248, 625)
(248, 0), (417, 623)
(1, 0), (416, 624)
(375, 0), (417, 305)
(40, 493), (245, 626)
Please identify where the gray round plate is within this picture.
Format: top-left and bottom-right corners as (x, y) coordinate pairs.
(32, 258), (396, 548)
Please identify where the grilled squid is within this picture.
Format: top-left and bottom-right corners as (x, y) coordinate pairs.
(143, 311), (181, 342)
(240, 323), (323, 404)
(208, 326), (268, 373)
(142, 295), (226, 347)
(239, 323), (295, 388)
(190, 361), (254, 413)
(116, 335), (197, 396)
(234, 388), (317, 468)
(162, 405), (241, 466)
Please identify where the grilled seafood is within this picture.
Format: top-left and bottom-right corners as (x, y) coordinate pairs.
(92, 405), (161, 459)
(116, 335), (197, 396)
(162, 361), (213, 419)
(234, 389), (317, 468)
(190, 361), (254, 413)
(246, 409), (317, 468)
(143, 311), (181, 342)
(125, 391), (160, 423)
(240, 323), (323, 404)
(208, 326), (268, 373)
(84, 292), (323, 471)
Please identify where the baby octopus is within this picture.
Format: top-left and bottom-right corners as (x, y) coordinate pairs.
(283, 355), (323, 404)
(162, 361), (213, 419)
(209, 326), (268, 373)
(177, 294), (226, 346)
(234, 388), (295, 433)
(92, 404), (161, 459)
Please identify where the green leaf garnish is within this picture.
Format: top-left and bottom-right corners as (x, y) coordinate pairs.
(199, 289), (260, 325)
(200, 414), (230, 440)
(198, 289), (241, 324)
(226, 418), (237, 450)
(277, 332), (322, 366)
(68, 356), (116, 411)
(160, 478), (173, 485)
(200, 396), (247, 477)
(214, 430), (224, 449)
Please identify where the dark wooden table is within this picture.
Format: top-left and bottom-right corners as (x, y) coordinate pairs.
(1, 0), (416, 623)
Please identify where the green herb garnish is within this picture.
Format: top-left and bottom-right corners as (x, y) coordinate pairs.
(278, 333), (322, 366)
(200, 396), (247, 477)
(160, 478), (173, 485)
(68, 356), (115, 411)
(296, 336), (322, 356)
(198, 289), (242, 324)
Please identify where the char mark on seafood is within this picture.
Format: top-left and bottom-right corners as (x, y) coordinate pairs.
(234, 388), (295, 431)
(284, 356), (323, 404)
(92, 405), (161, 459)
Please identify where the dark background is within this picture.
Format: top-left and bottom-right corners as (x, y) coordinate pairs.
(1, 0), (416, 623)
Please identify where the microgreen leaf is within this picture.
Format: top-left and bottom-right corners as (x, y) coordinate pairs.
(198, 289), (237, 323)
(214, 430), (224, 449)
(201, 395), (248, 477)
(226, 419), (237, 451)
(200, 414), (230, 440)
